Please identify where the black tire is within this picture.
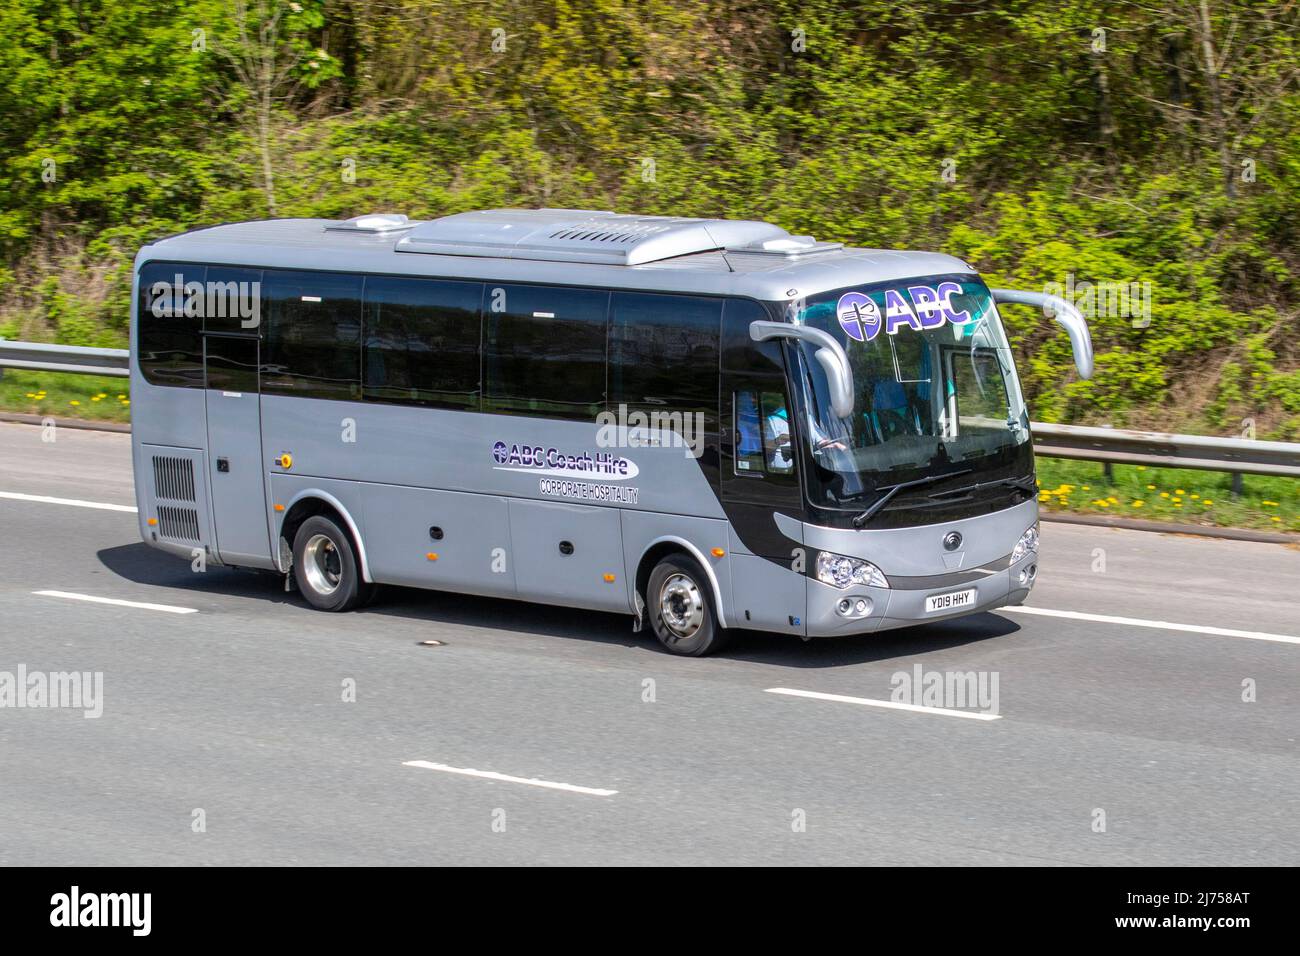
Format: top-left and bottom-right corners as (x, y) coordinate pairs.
(646, 555), (728, 656)
(292, 515), (369, 612)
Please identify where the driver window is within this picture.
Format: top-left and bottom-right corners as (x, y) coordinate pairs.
(735, 389), (796, 476)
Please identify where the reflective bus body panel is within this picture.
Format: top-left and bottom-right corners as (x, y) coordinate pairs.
(129, 215), (1040, 638)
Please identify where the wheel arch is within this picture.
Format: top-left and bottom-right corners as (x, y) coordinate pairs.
(278, 490), (373, 583)
(635, 536), (728, 629)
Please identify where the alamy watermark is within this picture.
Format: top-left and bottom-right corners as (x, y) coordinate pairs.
(0, 665), (103, 718)
(50, 886), (150, 936)
(1043, 273), (1152, 328)
(890, 665), (999, 716)
(595, 403), (705, 459)
(149, 274), (261, 329)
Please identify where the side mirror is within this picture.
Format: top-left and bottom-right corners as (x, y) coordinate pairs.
(749, 320), (855, 418)
(990, 288), (1094, 379)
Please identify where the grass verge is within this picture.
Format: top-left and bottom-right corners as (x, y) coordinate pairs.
(0, 368), (131, 423)
(1036, 457), (1299, 534)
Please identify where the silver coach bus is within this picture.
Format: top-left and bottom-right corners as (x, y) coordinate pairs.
(130, 209), (1092, 655)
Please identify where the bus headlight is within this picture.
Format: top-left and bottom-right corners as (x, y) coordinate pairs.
(1010, 522), (1039, 566)
(816, 552), (890, 589)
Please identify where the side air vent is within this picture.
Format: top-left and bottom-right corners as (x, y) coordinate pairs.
(152, 455), (196, 503)
(141, 444), (210, 550)
(157, 505), (201, 542)
(149, 452), (203, 543)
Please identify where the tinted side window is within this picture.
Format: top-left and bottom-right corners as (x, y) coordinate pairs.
(735, 389), (796, 477)
(203, 266), (264, 336)
(483, 284), (608, 420)
(205, 335), (259, 393)
(609, 292), (720, 418)
(363, 277), (482, 409)
(262, 270), (363, 400)
(722, 297), (784, 372)
(137, 261), (205, 388)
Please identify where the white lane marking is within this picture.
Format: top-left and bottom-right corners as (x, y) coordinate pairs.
(33, 590), (197, 615)
(0, 491), (136, 513)
(402, 760), (618, 796)
(764, 687), (1001, 720)
(1002, 605), (1300, 646)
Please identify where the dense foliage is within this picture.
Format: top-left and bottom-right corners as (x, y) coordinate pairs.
(2, 0), (1297, 436)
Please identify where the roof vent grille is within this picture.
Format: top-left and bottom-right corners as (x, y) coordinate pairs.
(396, 208), (802, 265)
(548, 221), (671, 245)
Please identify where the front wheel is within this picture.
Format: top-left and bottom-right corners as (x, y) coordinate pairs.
(646, 555), (728, 656)
(292, 515), (369, 612)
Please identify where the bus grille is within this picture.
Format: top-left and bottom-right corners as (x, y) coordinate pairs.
(157, 505), (201, 542)
(152, 455), (196, 503)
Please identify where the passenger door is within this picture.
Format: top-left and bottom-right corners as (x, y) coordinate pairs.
(720, 299), (807, 634)
(202, 266), (273, 568)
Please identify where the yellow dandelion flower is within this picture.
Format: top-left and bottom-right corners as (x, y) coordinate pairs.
(1202, 500), (1213, 506)
(1146, 484), (1156, 490)
(1175, 489), (1186, 495)
(69, 400), (80, 406)
(1132, 500), (1144, 507)
(1160, 492), (1170, 498)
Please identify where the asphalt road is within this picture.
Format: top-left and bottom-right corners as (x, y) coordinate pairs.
(1, 420), (1298, 865)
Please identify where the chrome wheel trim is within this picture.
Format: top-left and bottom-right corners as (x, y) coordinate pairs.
(303, 533), (342, 596)
(659, 572), (704, 639)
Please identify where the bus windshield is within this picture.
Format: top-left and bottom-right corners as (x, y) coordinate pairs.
(788, 275), (1033, 521)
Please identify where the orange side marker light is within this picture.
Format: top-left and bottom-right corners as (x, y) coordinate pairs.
(711, 548), (726, 558)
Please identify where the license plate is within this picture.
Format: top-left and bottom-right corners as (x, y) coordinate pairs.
(925, 587), (977, 614)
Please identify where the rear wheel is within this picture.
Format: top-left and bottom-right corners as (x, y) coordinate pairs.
(292, 515), (370, 611)
(646, 555), (727, 656)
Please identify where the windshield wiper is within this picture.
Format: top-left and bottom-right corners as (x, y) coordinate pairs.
(927, 474), (1037, 499)
(852, 468), (972, 528)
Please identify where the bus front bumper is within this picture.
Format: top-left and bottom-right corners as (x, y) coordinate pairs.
(805, 551), (1037, 637)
